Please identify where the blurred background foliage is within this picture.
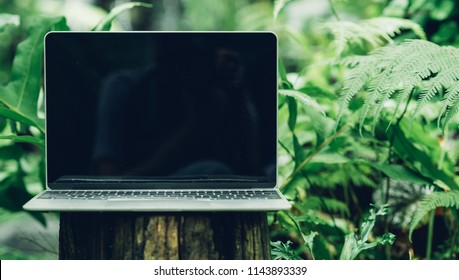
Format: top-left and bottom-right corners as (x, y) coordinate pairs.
(0, 0), (458, 260)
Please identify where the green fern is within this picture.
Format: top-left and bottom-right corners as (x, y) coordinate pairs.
(337, 39), (459, 133)
(409, 190), (459, 242)
(325, 17), (426, 55)
(270, 240), (303, 260)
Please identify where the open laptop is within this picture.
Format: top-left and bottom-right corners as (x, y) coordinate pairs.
(23, 31), (291, 211)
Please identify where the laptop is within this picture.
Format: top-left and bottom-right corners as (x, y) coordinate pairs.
(23, 31), (291, 212)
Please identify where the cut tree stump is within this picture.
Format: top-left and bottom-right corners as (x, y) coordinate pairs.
(59, 212), (270, 260)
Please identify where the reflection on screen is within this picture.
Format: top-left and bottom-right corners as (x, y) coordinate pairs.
(45, 33), (277, 186)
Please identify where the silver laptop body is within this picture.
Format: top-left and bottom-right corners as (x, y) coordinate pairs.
(23, 31), (291, 212)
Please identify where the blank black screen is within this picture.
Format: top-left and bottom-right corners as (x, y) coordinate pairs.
(45, 32), (277, 188)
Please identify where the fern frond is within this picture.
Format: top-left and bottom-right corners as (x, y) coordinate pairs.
(336, 56), (379, 127)
(375, 41), (439, 129)
(365, 17), (426, 41)
(438, 77), (459, 129)
(279, 89), (324, 115)
(338, 39), (459, 131)
(325, 17), (425, 56)
(441, 98), (459, 129)
(412, 47), (459, 125)
(409, 190), (459, 242)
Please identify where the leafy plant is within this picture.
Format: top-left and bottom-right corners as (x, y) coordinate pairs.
(0, 16), (68, 225)
(325, 17), (426, 55)
(409, 190), (459, 241)
(337, 39), (459, 133)
(91, 2), (152, 31)
(340, 205), (396, 260)
(270, 240), (303, 260)
(0, 17), (67, 134)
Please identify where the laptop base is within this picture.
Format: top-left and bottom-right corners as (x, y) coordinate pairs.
(23, 189), (291, 212)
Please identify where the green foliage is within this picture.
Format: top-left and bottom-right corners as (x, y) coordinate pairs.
(340, 205), (396, 260)
(366, 162), (432, 185)
(270, 240), (303, 260)
(0, 17), (68, 133)
(273, 0), (292, 19)
(0, 14), (19, 84)
(325, 17), (426, 55)
(337, 40), (459, 133)
(277, 211), (319, 259)
(302, 196), (351, 217)
(384, 120), (458, 191)
(278, 89), (325, 115)
(91, 2), (153, 31)
(0, 135), (45, 148)
(409, 191), (459, 241)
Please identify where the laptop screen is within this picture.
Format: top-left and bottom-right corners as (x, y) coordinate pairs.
(45, 32), (277, 188)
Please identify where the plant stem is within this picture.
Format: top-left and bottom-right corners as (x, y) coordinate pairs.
(426, 210), (435, 259)
(383, 91), (413, 259)
(425, 127), (447, 259)
(279, 124), (349, 191)
(303, 174), (343, 240)
(384, 177), (392, 260)
(278, 139), (343, 240)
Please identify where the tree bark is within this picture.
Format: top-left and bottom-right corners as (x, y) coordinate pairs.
(59, 212), (270, 260)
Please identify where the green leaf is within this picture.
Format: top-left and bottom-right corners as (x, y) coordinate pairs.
(340, 205), (395, 260)
(304, 107), (335, 147)
(309, 152), (350, 164)
(273, 0), (292, 19)
(0, 135), (44, 148)
(287, 97), (297, 132)
(366, 162), (432, 185)
(27, 211), (47, 227)
(387, 124), (458, 190)
(0, 106), (40, 128)
(409, 190), (459, 242)
(339, 231), (359, 260)
(92, 2), (153, 31)
(325, 17), (425, 56)
(279, 89), (324, 115)
(0, 17), (68, 133)
(277, 210), (296, 229)
(337, 40), (459, 132)
(278, 58), (293, 90)
(280, 97), (309, 195)
(297, 85), (338, 100)
(277, 210), (318, 259)
(302, 231), (318, 259)
(270, 240), (303, 260)
(0, 16), (19, 85)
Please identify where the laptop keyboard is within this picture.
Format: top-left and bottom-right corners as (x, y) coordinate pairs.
(37, 190), (281, 200)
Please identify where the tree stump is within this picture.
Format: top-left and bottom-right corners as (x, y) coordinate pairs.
(59, 212), (270, 260)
